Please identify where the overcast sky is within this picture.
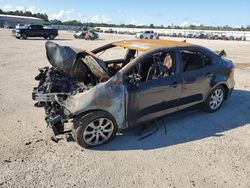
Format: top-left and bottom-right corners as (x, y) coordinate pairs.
(0, 0), (249, 27)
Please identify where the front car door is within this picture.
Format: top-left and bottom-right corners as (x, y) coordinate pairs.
(177, 46), (215, 110)
(29, 25), (41, 37)
(144, 31), (150, 38)
(36, 25), (44, 37)
(123, 48), (182, 126)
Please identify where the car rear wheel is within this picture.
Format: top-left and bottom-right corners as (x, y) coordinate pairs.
(204, 85), (225, 112)
(140, 35), (143, 39)
(73, 111), (117, 148)
(21, 33), (27, 39)
(48, 34), (55, 40)
(150, 35), (153, 39)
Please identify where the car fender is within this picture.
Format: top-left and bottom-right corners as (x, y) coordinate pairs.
(204, 77), (229, 102)
(62, 73), (127, 130)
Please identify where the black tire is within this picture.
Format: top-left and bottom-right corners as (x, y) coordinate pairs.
(21, 33), (27, 39)
(203, 85), (225, 113)
(48, 34), (55, 40)
(139, 35), (143, 39)
(71, 112), (92, 141)
(150, 35), (153, 39)
(73, 111), (117, 148)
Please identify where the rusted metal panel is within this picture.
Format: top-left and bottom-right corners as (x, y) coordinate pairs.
(112, 39), (193, 51)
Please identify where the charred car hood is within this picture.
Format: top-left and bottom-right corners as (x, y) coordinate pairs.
(45, 41), (109, 78)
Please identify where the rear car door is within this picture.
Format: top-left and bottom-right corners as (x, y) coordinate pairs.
(177, 46), (215, 110)
(125, 49), (182, 126)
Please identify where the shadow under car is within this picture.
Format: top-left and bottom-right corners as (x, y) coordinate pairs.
(92, 89), (250, 151)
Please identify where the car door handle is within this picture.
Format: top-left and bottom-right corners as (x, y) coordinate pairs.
(170, 82), (178, 88)
(206, 72), (213, 78)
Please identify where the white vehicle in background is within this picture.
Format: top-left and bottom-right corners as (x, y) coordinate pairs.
(136, 31), (159, 39)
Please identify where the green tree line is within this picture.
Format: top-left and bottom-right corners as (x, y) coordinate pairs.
(1, 9), (249, 31)
(0, 9), (49, 21)
(50, 20), (250, 31)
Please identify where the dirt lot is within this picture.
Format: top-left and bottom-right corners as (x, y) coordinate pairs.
(0, 29), (250, 188)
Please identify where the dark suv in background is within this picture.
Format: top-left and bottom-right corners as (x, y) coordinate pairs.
(15, 25), (58, 40)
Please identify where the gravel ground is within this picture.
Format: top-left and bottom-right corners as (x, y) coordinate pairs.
(0, 29), (250, 188)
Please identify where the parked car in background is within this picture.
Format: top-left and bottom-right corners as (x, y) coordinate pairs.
(158, 33), (167, 37)
(73, 31), (87, 39)
(104, 29), (116, 33)
(136, 31), (159, 39)
(85, 31), (99, 40)
(186, 33), (195, 38)
(15, 25), (58, 40)
(32, 39), (235, 148)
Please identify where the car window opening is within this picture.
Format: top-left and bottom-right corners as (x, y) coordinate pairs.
(97, 48), (138, 76)
(126, 51), (176, 86)
(180, 50), (212, 72)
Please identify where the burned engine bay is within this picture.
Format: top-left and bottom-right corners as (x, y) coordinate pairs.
(32, 41), (116, 137)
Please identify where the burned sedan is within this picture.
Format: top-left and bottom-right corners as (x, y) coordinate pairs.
(32, 40), (235, 148)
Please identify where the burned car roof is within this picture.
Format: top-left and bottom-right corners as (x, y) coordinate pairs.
(112, 39), (193, 51)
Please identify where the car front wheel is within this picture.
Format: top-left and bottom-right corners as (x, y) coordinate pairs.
(204, 85), (225, 112)
(21, 33), (27, 39)
(73, 111), (117, 148)
(48, 34), (55, 40)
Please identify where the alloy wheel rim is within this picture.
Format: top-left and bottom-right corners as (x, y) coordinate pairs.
(209, 88), (224, 110)
(83, 118), (114, 146)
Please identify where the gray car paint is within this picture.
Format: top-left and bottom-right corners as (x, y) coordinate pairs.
(121, 46), (234, 127)
(43, 44), (235, 131)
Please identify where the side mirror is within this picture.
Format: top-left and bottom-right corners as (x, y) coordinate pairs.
(219, 50), (227, 57)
